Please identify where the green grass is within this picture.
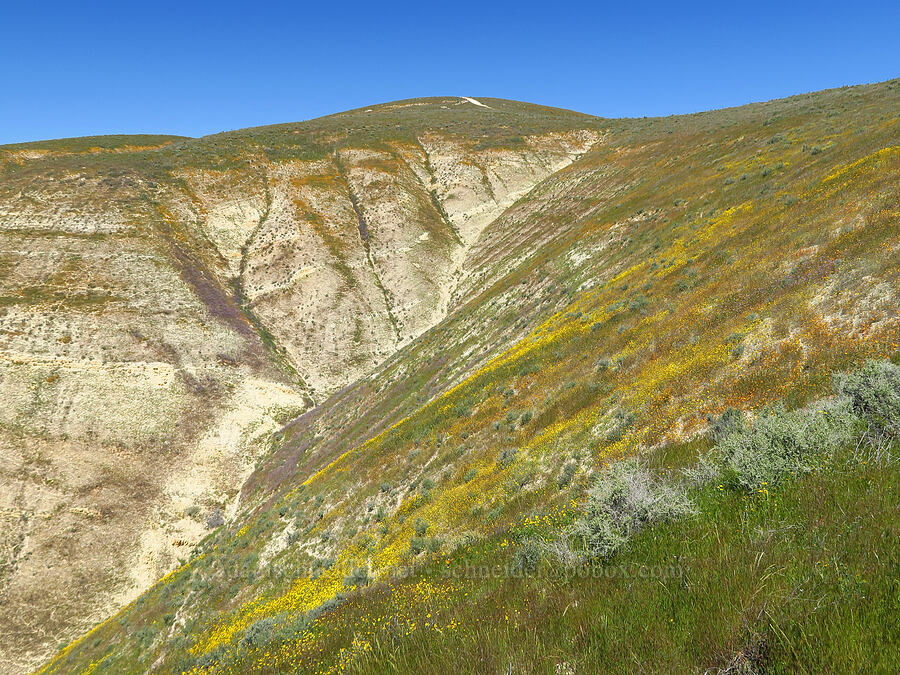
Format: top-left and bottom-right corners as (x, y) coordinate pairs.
(323, 443), (900, 674)
(0, 134), (188, 152)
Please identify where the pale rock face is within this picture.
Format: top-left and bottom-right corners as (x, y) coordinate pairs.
(0, 173), (135, 236)
(419, 129), (601, 246)
(124, 375), (307, 598)
(241, 158), (402, 395)
(174, 128), (601, 401)
(177, 167), (269, 278)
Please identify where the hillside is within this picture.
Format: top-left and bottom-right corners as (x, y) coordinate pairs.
(3, 80), (899, 674)
(0, 97), (602, 673)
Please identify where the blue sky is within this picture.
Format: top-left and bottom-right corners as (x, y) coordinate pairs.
(1, 0), (897, 145)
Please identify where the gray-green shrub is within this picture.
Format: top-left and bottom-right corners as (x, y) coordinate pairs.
(575, 459), (694, 559)
(834, 359), (900, 439)
(511, 539), (542, 574)
(498, 447), (518, 466)
(241, 617), (276, 648)
(557, 461), (577, 488)
(710, 407), (746, 443)
(719, 398), (855, 491)
(343, 567), (371, 588)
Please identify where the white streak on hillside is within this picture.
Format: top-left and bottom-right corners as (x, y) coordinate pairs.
(461, 97), (492, 109)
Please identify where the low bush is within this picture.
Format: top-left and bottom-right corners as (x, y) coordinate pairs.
(498, 447), (518, 466)
(241, 617), (276, 648)
(557, 461), (577, 488)
(511, 539), (542, 574)
(205, 509), (224, 529)
(574, 459), (694, 559)
(409, 536), (442, 555)
(833, 359), (900, 440)
(719, 398), (856, 491)
(710, 407), (745, 443)
(343, 567), (371, 588)
(307, 595), (345, 621)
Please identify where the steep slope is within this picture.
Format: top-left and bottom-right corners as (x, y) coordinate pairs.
(0, 99), (603, 673)
(33, 80), (899, 674)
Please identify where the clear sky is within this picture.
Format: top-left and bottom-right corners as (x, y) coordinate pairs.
(1, 0), (898, 145)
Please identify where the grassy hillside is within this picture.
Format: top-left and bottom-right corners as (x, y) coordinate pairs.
(27, 79), (900, 673)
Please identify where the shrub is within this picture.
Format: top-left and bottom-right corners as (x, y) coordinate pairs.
(520, 410), (533, 424)
(557, 461), (577, 488)
(718, 399), (855, 491)
(628, 294), (649, 312)
(511, 539), (542, 574)
(239, 612), (313, 650)
(453, 403), (472, 418)
(605, 409), (635, 443)
(312, 557), (334, 571)
(574, 459), (694, 559)
(682, 451), (720, 486)
(272, 612), (311, 642)
(409, 536), (428, 554)
(833, 360), (900, 439)
(498, 447), (518, 466)
(413, 517), (429, 537)
(135, 625), (157, 647)
(242, 617), (276, 648)
(710, 407), (746, 443)
(605, 427), (625, 443)
(193, 646), (226, 669)
(307, 595), (345, 620)
(463, 468), (478, 482)
(205, 509), (224, 529)
(343, 567), (371, 588)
